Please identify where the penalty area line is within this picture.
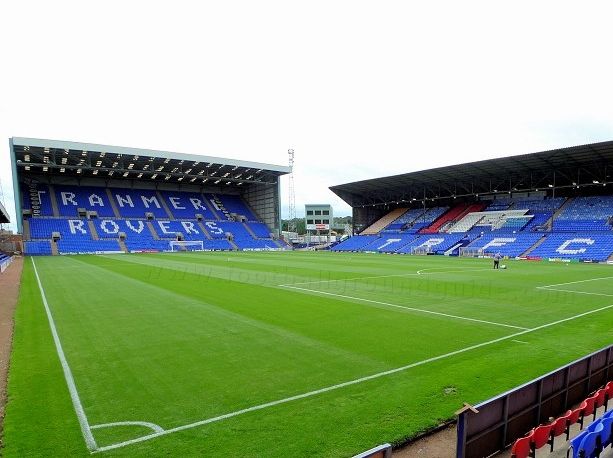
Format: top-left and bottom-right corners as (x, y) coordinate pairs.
(281, 284), (529, 330)
(537, 276), (613, 289)
(31, 258), (98, 452)
(536, 287), (613, 298)
(280, 267), (494, 287)
(93, 301), (613, 453)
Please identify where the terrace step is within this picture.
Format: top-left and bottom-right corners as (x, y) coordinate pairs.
(228, 238), (239, 250)
(105, 189), (122, 218)
(202, 194), (223, 220)
(23, 219), (31, 240)
(242, 221), (259, 239)
(50, 240), (59, 256)
(210, 195), (232, 221)
(520, 235), (547, 257)
(146, 221), (160, 240)
(118, 239), (128, 253)
(48, 184), (60, 217)
(196, 221), (213, 240)
(87, 220), (99, 240)
(156, 191), (175, 220)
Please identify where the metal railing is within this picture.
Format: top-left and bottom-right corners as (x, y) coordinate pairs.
(456, 344), (613, 458)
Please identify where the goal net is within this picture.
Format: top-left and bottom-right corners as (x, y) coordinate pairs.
(169, 240), (204, 252)
(459, 247), (484, 257)
(411, 246), (433, 255)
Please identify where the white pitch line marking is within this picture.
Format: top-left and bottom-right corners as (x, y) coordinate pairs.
(281, 284), (529, 330)
(93, 301), (613, 453)
(512, 340), (529, 344)
(536, 287), (613, 298)
(31, 258), (98, 452)
(281, 267), (493, 287)
(416, 267), (492, 275)
(537, 276), (613, 289)
(91, 421), (164, 434)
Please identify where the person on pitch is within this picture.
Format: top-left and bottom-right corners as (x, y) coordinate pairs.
(493, 252), (501, 269)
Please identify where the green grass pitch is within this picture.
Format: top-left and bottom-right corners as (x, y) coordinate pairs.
(3, 251), (613, 457)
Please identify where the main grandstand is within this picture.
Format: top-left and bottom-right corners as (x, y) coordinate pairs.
(9, 138), (290, 255)
(330, 140), (613, 263)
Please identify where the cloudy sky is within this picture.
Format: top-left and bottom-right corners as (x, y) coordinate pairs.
(2, 1), (613, 229)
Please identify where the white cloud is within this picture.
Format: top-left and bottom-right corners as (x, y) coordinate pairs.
(2, 0), (613, 230)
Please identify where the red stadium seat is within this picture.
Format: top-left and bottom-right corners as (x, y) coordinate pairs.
(511, 430), (534, 458)
(531, 422), (553, 450)
(581, 395), (597, 428)
(573, 401), (588, 432)
(549, 410), (572, 451)
(594, 388), (607, 416)
(605, 381), (613, 410)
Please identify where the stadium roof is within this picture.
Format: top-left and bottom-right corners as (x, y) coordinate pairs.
(0, 201), (9, 224)
(330, 140), (613, 207)
(11, 137), (290, 187)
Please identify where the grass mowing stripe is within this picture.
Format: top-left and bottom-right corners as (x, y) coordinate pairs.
(80, 255), (390, 369)
(93, 299), (613, 453)
(31, 257), (98, 452)
(280, 285), (529, 330)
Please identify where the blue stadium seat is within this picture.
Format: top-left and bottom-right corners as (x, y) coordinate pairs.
(57, 239), (121, 254)
(553, 196), (613, 232)
(466, 233), (543, 257)
(24, 240), (53, 255)
(204, 193), (258, 221)
(396, 234), (467, 254)
(30, 218), (92, 239)
(158, 191), (217, 220)
(381, 208), (426, 232)
(22, 183), (54, 216)
(22, 185), (279, 254)
(331, 235), (380, 251)
(367, 234), (418, 253)
(530, 233), (613, 261)
(110, 188), (168, 218)
(54, 185), (116, 217)
(247, 222), (273, 238)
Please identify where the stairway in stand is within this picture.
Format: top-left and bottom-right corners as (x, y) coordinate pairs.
(520, 235), (547, 257)
(87, 220), (100, 240)
(544, 197), (571, 230)
(361, 208), (408, 235)
(210, 195), (231, 220)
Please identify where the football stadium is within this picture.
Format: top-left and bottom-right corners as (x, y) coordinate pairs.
(1, 137), (613, 458)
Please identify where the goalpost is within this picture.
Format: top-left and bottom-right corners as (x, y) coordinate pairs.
(410, 246), (433, 255)
(169, 240), (204, 252)
(459, 247), (484, 257)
